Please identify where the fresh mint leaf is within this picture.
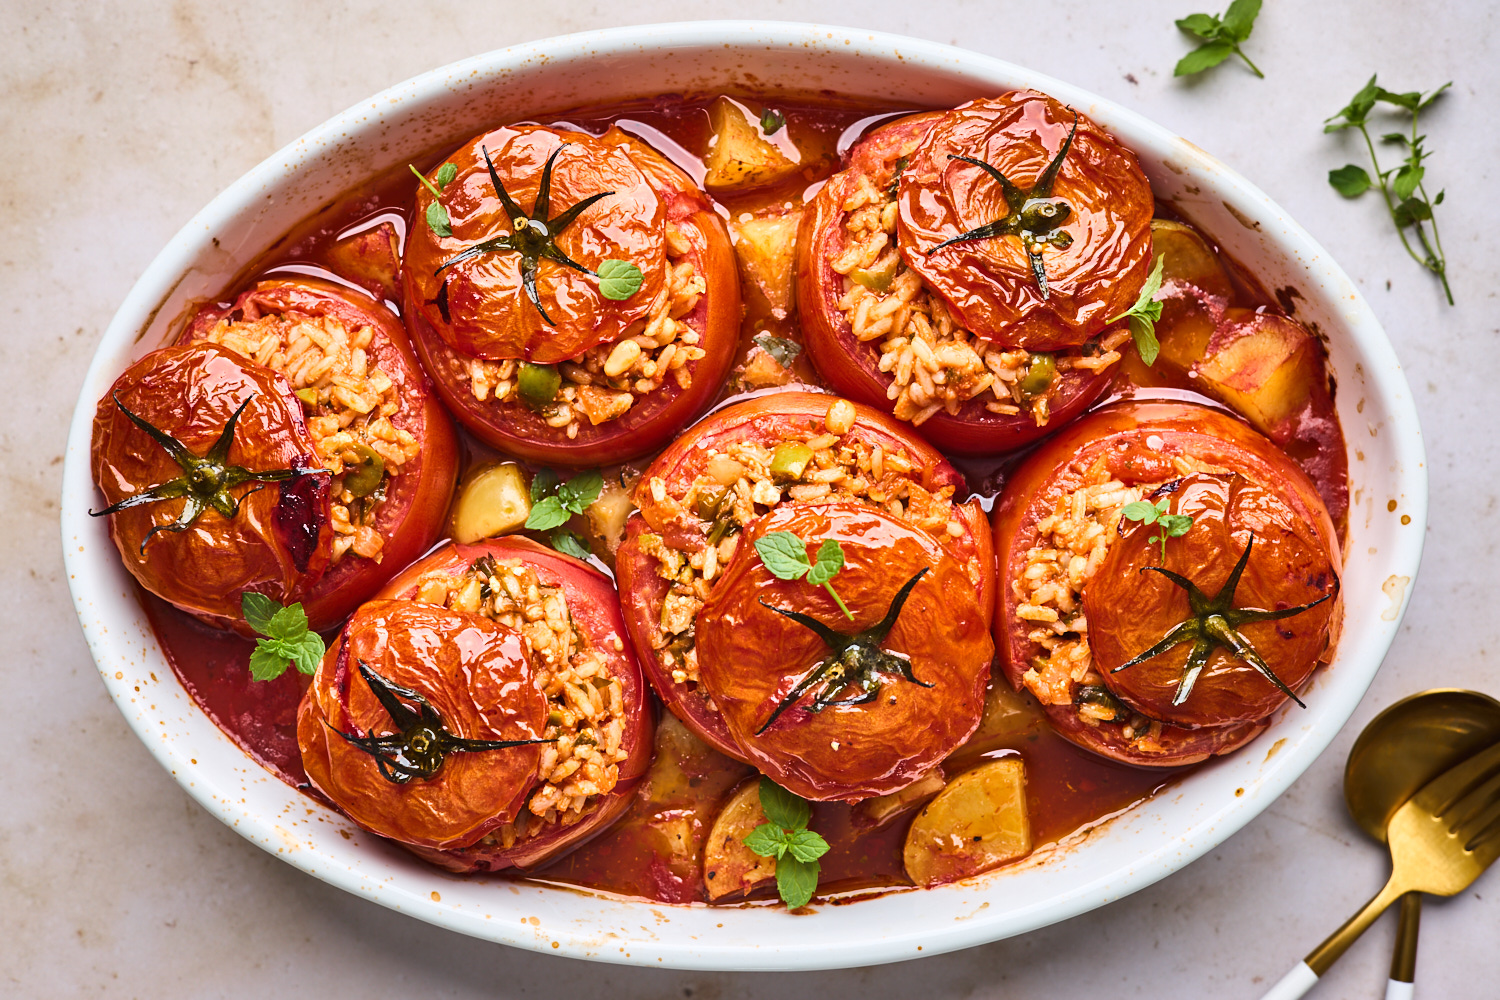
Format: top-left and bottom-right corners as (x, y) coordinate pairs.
(786, 828), (830, 864)
(805, 538), (844, 587)
(1392, 197), (1433, 228)
(1173, 3), (1263, 78)
(776, 856), (820, 909)
(760, 108), (786, 135)
(525, 496), (569, 532)
(530, 468), (560, 504)
(248, 642), (293, 682)
(752, 333), (802, 368)
(1175, 12), (1220, 36)
(597, 259), (643, 301)
(744, 823), (789, 859)
(1219, 0), (1261, 41)
(435, 162), (457, 187)
(755, 532), (812, 581)
(758, 776), (811, 831)
(241, 592), (278, 635)
(1393, 164), (1425, 201)
(1158, 513), (1195, 539)
(1108, 256), (1166, 365)
(550, 529), (591, 560)
(267, 602), (306, 640)
(557, 469), (604, 514)
(425, 201), (452, 238)
(1329, 164), (1373, 197)
(1122, 500), (1160, 525)
(1175, 41), (1235, 77)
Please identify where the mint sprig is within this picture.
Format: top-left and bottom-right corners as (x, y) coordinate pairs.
(1122, 498), (1195, 564)
(754, 532), (853, 620)
(597, 259), (644, 301)
(759, 108), (787, 136)
(241, 592), (324, 681)
(525, 468), (603, 556)
(1174, 0), (1264, 79)
(1107, 256), (1166, 364)
(742, 777), (829, 909)
(410, 162), (458, 238)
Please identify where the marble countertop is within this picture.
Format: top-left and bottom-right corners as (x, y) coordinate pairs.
(7, 2), (1497, 996)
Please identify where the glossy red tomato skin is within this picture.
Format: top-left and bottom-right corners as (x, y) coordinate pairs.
(615, 390), (994, 764)
(372, 537), (654, 872)
(185, 278), (459, 631)
(402, 130), (741, 467)
(297, 599), (548, 851)
(899, 92), (1155, 351)
(697, 502), (992, 801)
(90, 342), (332, 631)
(797, 115), (1118, 456)
(991, 400), (1342, 767)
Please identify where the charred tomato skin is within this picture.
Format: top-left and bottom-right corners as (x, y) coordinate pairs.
(372, 537), (654, 872)
(90, 341), (332, 631)
(297, 599), (548, 851)
(797, 114), (1118, 456)
(615, 391), (994, 763)
(184, 278), (459, 631)
(697, 502), (992, 802)
(402, 126), (740, 467)
(1086, 473), (1339, 727)
(899, 91), (1154, 351)
(991, 401), (1342, 767)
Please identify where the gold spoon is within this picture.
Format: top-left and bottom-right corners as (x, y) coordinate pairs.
(1344, 690), (1500, 999)
(1259, 724), (1500, 999)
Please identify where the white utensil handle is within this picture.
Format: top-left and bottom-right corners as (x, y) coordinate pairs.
(1259, 961), (1319, 1000)
(1384, 979), (1414, 1000)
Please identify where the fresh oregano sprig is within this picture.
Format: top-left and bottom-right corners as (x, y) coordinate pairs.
(1174, 0), (1264, 79)
(525, 468), (603, 557)
(242, 593), (325, 681)
(755, 532), (854, 620)
(1325, 76), (1453, 305)
(1122, 497), (1194, 564)
(742, 777), (830, 909)
(1107, 256), (1166, 364)
(410, 162), (458, 238)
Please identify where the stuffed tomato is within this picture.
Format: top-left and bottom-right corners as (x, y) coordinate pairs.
(182, 278), (458, 629)
(991, 401), (1342, 767)
(615, 392), (994, 801)
(299, 536), (653, 872)
(90, 341), (333, 630)
(796, 93), (1153, 454)
(402, 124), (740, 466)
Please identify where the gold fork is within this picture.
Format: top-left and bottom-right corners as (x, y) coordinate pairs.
(1259, 739), (1500, 1000)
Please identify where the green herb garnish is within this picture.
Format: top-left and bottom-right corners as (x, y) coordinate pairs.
(433, 143), (642, 324)
(1122, 495), (1194, 563)
(755, 532), (853, 620)
(526, 468), (603, 555)
(89, 393), (326, 553)
(1111, 534), (1335, 706)
(924, 111), (1078, 299)
(759, 108), (786, 136)
(410, 162), (458, 238)
(597, 258), (644, 301)
(752, 333), (803, 368)
(1325, 76), (1452, 304)
(328, 659), (548, 784)
(1174, 0), (1264, 79)
(1107, 256), (1167, 364)
(743, 777), (830, 909)
(242, 592), (325, 681)
(755, 568), (933, 735)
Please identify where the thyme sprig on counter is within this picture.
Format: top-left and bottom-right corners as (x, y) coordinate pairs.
(1325, 76), (1453, 304)
(743, 777), (830, 909)
(1111, 534), (1334, 706)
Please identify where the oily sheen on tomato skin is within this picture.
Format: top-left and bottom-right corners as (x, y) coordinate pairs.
(991, 401), (1342, 767)
(615, 391), (995, 761)
(1086, 473), (1339, 728)
(90, 342), (332, 631)
(184, 278), (459, 631)
(697, 503), (992, 802)
(402, 130), (740, 466)
(899, 92), (1154, 351)
(797, 114), (1118, 455)
(297, 599), (548, 852)
(373, 537), (655, 872)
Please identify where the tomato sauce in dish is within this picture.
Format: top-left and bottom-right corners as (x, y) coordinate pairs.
(127, 93), (1347, 904)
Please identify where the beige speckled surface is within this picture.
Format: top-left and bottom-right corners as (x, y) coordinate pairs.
(7, 2), (1499, 997)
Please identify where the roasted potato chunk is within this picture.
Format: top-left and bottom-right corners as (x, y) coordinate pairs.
(324, 222), (402, 302)
(732, 211), (800, 318)
(703, 96), (801, 193)
(1150, 219), (1233, 301)
(702, 779), (777, 900)
(450, 462), (531, 543)
(1195, 310), (1322, 438)
(903, 759), (1031, 887)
